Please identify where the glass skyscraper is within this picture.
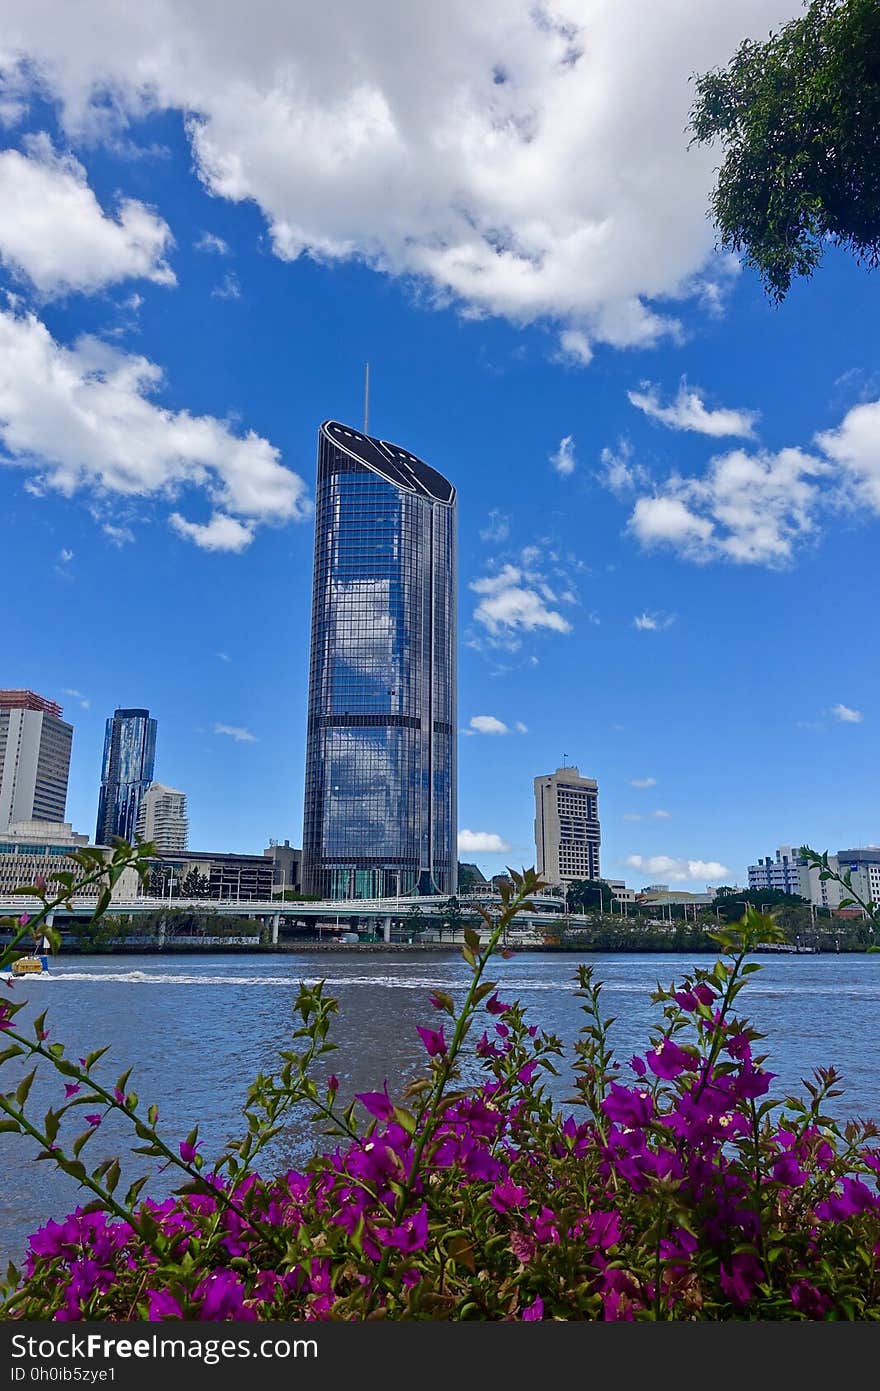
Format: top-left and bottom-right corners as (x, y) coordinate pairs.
(302, 420), (457, 900)
(95, 708), (157, 846)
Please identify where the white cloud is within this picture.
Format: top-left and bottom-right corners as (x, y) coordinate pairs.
(0, 1), (800, 353)
(0, 308), (310, 550)
(623, 813), (643, 822)
(630, 777), (656, 788)
(214, 722), (257, 743)
(211, 270), (241, 300)
(58, 547), (74, 563)
(195, 231), (230, 255)
(170, 512), (253, 553)
(652, 809), (671, 819)
(458, 829), (511, 854)
(830, 703), (863, 724)
(515, 721), (528, 734)
(550, 434), (575, 477)
(61, 687), (90, 710)
(0, 134), (174, 296)
(557, 329), (593, 366)
(815, 400), (880, 513)
(598, 439), (648, 497)
(633, 611), (674, 632)
(479, 509), (510, 543)
(625, 853), (729, 883)
(624, 392), (880, 570)
(216, 651), (231, 663)
(468, 714), (509, 735)
(628, 380), (758, 438)
(471, 563), (572, 644)
(628, 447), (828, 567)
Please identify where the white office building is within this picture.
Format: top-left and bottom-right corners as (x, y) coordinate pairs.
(0, 690), (73, 831)
(747, 846), (809, 897)
(135, 782), (188, 854)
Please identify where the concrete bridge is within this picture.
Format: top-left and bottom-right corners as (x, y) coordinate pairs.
(0, 890), (567, 944)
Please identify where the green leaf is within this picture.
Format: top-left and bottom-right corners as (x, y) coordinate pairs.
(15, 1069), (36, 1107)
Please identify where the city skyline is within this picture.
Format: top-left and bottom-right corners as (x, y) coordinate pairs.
(1, 2), (877, 890)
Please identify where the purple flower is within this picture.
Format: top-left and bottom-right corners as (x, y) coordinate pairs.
(355, 1084), (395, 1120)
(63, 1083), (80, 1098)
(771, 1152), (807, 1187)
(673, 990), (698, 1011)
(327, 1074), (339, 1094)
(602, 1082), (654, 1129)
(179, 1139), (203, 1164)
(725, 1032), (753, 1062)
(719, 1252), (763, 1307)
(521, 1296), (544, 1321)
(147, 1289), (183, 1320)
(629, 1055), (647, 1078)
(113, 1087), (126, 1105)
(790, 1280), (831, 1318)
(488, 1178), (529, 1214)
(416, 1025), (447, 1057)
(85, 1113), (102, 1127)
(517, 1060), (538, 1084)
(195, 1269), (252, 1321)
(0, 1003), (13, 1032)
(18, 913), (30, 927)
(646, 1038), (696, 1080)
(693, 983), (715, 1006)
(815, 1177), (879, 1221)
(375, 1203), (429, 1254)
(486, 992), (511, 1016)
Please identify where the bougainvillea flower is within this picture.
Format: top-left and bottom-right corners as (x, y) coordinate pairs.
(179, 1139), (203, 1164)
(719, 1252), (764, 1307)
(63, 1083), (80, 1098)
(485, 993), (512, 1016)
(416, 1026), (447, 1057)
(521, 1295), (544, 1321)
(146, 1289), (184, 1320)
(646, 1038), (696, 1080)
(355, 1084), (395, 1120)
(602, 1083), (654, 1129)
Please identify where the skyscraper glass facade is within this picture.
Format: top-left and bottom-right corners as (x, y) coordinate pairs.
(95, 709), (157, 846)
(302, 421), (456, 900)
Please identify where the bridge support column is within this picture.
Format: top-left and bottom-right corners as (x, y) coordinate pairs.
(271, 913), (280, 946)
(382, 916), (392, 944)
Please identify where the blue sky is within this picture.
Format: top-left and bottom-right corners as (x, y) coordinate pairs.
(0, 2), (876, 890)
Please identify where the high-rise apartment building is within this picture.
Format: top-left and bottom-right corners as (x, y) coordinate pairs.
(95, 708), (157, 846)
(0, 690), (73, 830)
(534, 765), (601, 887)
(135, 781), (188, 854)
(302, 420), (457, 900)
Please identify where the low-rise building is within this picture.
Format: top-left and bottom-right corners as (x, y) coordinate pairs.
(263, 840), (303, 895)
(0, 820), (140, 900)
(147, 849), (275, 901)
(747, 846), (808, 897)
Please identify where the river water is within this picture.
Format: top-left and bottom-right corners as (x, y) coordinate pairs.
(1, 949), (877, 1268)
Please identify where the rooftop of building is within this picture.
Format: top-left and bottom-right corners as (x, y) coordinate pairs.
(0, 690), (64, 718)
(321, 420), (455, 504)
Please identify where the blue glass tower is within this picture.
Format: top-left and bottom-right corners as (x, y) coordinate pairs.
(302, 421), (457, 900)
(95, 708), (157, 846)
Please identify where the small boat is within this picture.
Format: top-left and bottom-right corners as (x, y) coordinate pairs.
(0, 951), (52, 981)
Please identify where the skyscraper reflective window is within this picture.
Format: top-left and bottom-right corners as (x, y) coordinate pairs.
(95, 708), (157, 846)
(302, 421), (456, 900)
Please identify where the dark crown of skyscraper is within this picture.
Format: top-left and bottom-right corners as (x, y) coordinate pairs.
(302, 420), (457, 901)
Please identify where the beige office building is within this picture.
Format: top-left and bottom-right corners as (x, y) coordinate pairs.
(135, 782), (188, 854)
(534, 765), (601, 888)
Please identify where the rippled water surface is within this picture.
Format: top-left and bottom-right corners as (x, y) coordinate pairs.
(2, 950), (878, 1266)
